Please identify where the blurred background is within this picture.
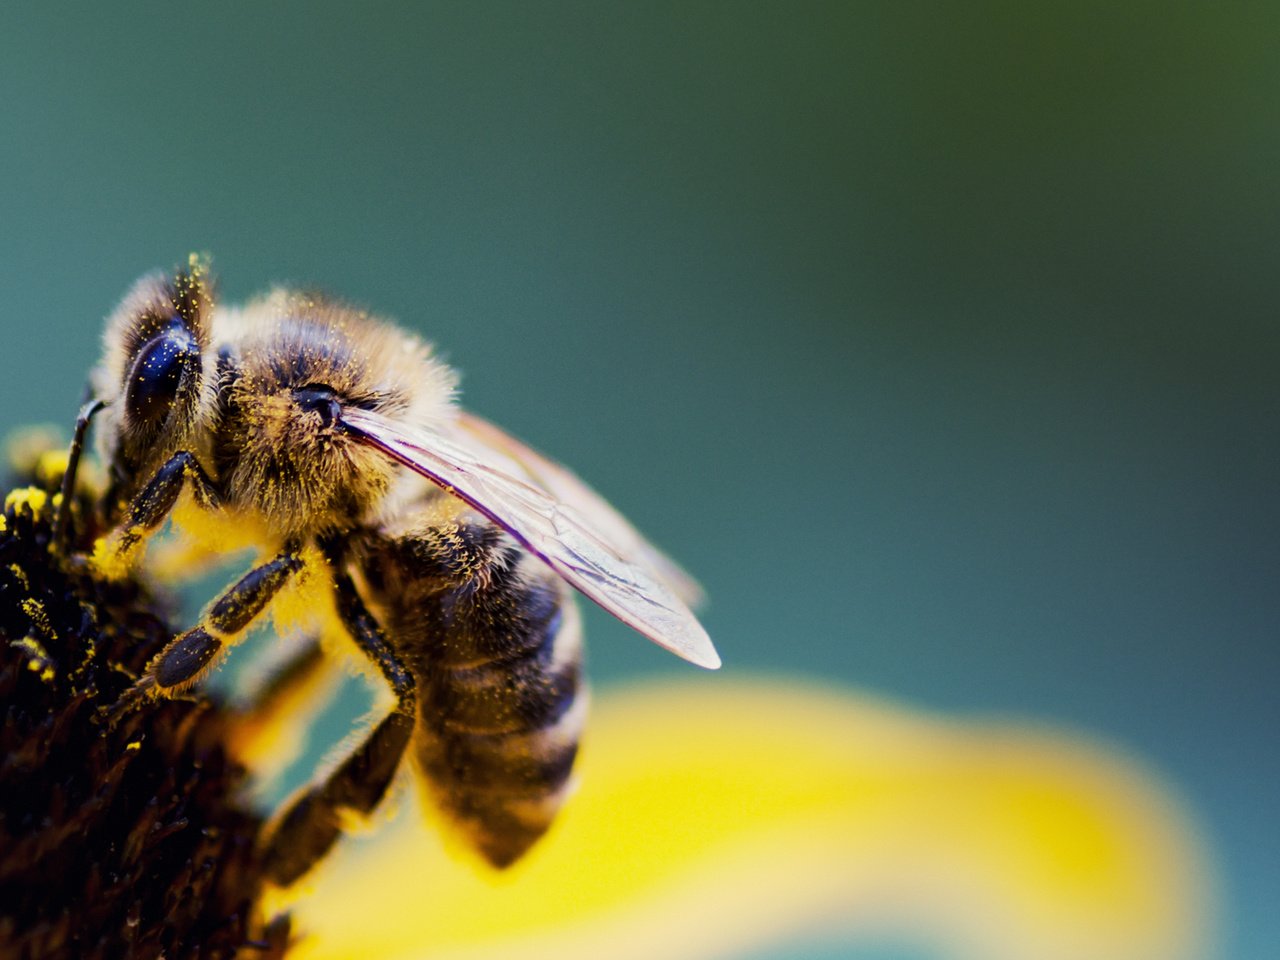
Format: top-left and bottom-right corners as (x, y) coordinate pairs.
(0, 3), (1275, 957)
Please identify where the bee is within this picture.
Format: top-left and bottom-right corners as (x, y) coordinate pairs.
(58, 256), (718, 883)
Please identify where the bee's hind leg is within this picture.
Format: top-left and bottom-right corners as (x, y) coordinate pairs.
(261, 563), (416, 886)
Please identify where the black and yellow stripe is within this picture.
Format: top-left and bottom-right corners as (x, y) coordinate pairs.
(369, 504), (586, 867)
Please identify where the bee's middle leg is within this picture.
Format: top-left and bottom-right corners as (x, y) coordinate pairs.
(262, 564), (416, 886)
(114, 550), (305, 715)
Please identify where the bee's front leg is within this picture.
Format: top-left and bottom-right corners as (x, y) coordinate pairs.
(51, 396), (105, 551)
(261, 561), (416, 886)
(93, 450), (219, 578)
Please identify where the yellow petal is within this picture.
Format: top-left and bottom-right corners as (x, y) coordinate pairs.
(275, 679), (1216, 960)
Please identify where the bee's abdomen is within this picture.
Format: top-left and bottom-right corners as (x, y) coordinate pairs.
(419, 679), (585, 868)
(378, 516), (585, 867)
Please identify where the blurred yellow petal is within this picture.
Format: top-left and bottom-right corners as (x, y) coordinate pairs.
(274, 678), (1216, 960)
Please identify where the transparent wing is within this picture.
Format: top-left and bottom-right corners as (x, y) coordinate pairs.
(341, 408), (720, 669)
(454, 411), (706, 607)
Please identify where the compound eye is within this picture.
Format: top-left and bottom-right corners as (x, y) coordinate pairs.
(124, 324), (200, 431)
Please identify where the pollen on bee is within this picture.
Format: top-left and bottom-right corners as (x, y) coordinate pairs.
(269, 543), (337, 637)
(91, 525), (146, 581)
(170, 496), (269, 555)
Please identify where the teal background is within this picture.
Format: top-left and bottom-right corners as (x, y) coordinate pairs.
(1, 3), (1275, 957)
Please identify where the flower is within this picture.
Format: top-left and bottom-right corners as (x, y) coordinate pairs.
(275, 680), (1215, 960)
(0, 471), (1216, 960)
(0, 482), (286, 958)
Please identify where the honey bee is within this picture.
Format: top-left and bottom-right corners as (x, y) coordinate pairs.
(58, 256), (718, 883)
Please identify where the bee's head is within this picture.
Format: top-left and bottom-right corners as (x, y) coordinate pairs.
(91, 257), (214, 486)
(220, 294), (457, 537)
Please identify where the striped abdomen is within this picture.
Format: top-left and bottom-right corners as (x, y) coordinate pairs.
(368, 504), (585, 867)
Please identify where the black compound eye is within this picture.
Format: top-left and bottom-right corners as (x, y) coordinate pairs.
(124, 325), (200, 430)
(293, 384), (343, 427)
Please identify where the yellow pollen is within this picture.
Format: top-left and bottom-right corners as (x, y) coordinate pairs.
(5, 487), (48, 515)
(35, 449), (70, 488)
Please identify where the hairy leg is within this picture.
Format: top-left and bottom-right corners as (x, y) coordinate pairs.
(261, 562), (417, 886)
